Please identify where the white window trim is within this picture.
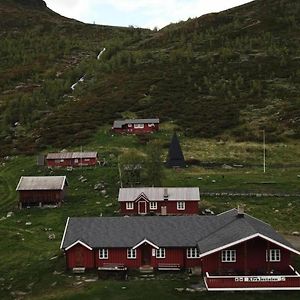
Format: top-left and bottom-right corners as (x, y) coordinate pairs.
(99, 248), (108, 259)
(177, 201), (185, 210)
(266, 249), (281, 262)
(127, 248), (136, 259)
(186, 247), (200, 259)
(221, 250), (236, 262)
(126, 202), (134, 210)
(134, 123), (144, 129)
(128, 123), (132, 127)
(149, 201), (157, 210)
(156, 248), (166, 258)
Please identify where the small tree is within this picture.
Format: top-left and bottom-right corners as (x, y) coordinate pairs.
(119, 150), (145, 187)
(145, 141), (164, 186)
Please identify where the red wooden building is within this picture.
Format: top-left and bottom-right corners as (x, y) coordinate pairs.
(16, 176), (68, 208)
(118, 187), (200, 215)
(112, 118), (159, 134)
(46, 152), (98, 168)
(60, 208), (300, 290)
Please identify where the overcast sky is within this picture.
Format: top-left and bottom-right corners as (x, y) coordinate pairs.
(45, 0), (253, 29)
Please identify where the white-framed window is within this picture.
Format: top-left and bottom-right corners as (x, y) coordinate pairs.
(127, 248), (136, 259)
(128, 123), (132, 127)
(134, 123), (144, 129)
(148, 123), (155, 127)
(149, 202), (157, 210)
(156, 248), (166, 258)
(221, 250), (236, 262)
(177, 201), (185, 210)
(126, 202), (134, 210)
(186, 248), (200, 259)
(74, 159), (79, 163)
(99, 249), (108, 259)
(266, 249), (281, 262)
(60, 159), (64, 162)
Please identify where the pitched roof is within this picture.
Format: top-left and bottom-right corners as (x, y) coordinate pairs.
(113, 118), (159, 129)
(166, 133), (185, 168)
(46, 152), (97, 160)
(118, 187), (200, 202)
(60, 209), (300, 256)
(16, 176), (68, 191)
(61, 216), (217, 249)
(197, 209), (299, 257)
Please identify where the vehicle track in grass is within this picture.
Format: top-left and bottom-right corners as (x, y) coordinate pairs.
(0, 163), (18, 212)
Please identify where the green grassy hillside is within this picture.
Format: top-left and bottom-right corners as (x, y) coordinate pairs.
(0, 0), (300, 155)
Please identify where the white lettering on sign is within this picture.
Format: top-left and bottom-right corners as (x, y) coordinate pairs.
(234, 276), (286, 282)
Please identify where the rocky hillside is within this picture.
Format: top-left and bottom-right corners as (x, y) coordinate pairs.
(0, 0), (299, 155)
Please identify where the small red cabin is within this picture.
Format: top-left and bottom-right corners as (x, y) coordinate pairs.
(60, 209), (300, 291)
(112, 118), (159, 134)
(118, 187), (200, 215)
(16, 176), (68, 208)
(46, 152), (98, 168)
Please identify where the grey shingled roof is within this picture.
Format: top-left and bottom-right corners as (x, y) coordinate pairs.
(46, 152), (97, 160)
(61, 216), (218, 249)
(113, 118), (159, 129)
(16, 176), (67, 191)
(118, 187), (200, 202)
(61, 210), (300, 256)
(197, 209), (297, 256)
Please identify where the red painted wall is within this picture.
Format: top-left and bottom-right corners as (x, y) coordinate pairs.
(202, 237), (292, 275)
(120, 200), (199, 215)
(47, 157), (97, 168)
(113, 123), (159, 134)
(66, 244), (94, 269)
(19, 189), (66, 207)
(95, 248), (142, 269)
(66, 246), (202, 270)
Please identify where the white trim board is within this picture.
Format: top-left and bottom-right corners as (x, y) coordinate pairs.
(60, 217), (70, 249)
(206, 287), (300, 291)
(132, 238), (159, 250)
(65, 240), (92, 251)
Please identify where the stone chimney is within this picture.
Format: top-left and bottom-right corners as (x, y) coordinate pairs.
(163, 188), (168, 200)
(237, 205), (245, 217)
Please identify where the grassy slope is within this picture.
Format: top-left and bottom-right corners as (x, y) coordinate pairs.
(1, 0), (300, 155)
(0, 128), (299, 299)
(33, 0), (300, 150)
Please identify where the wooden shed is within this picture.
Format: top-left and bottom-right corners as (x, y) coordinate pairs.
(46, 152), (98, 168)
(16, 176), (68, 208)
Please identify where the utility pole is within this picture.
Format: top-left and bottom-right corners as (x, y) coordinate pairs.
(263, 129), (266, 173)
(80, 146), (83, 171)
(118, 158), (123, 188)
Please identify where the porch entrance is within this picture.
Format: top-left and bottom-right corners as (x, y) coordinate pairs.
(138, 201), (147, 215)
(141, 245), (152, 266)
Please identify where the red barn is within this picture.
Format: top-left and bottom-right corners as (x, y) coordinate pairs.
(118, 187), (200, 215)
(46, 152), (98, 168)
(16, 176), (68, 208)
(60, 209), (300, 290)
(112, 119), (159, 134)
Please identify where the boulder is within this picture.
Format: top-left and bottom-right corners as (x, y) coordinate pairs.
(6, 212), (13, 218)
